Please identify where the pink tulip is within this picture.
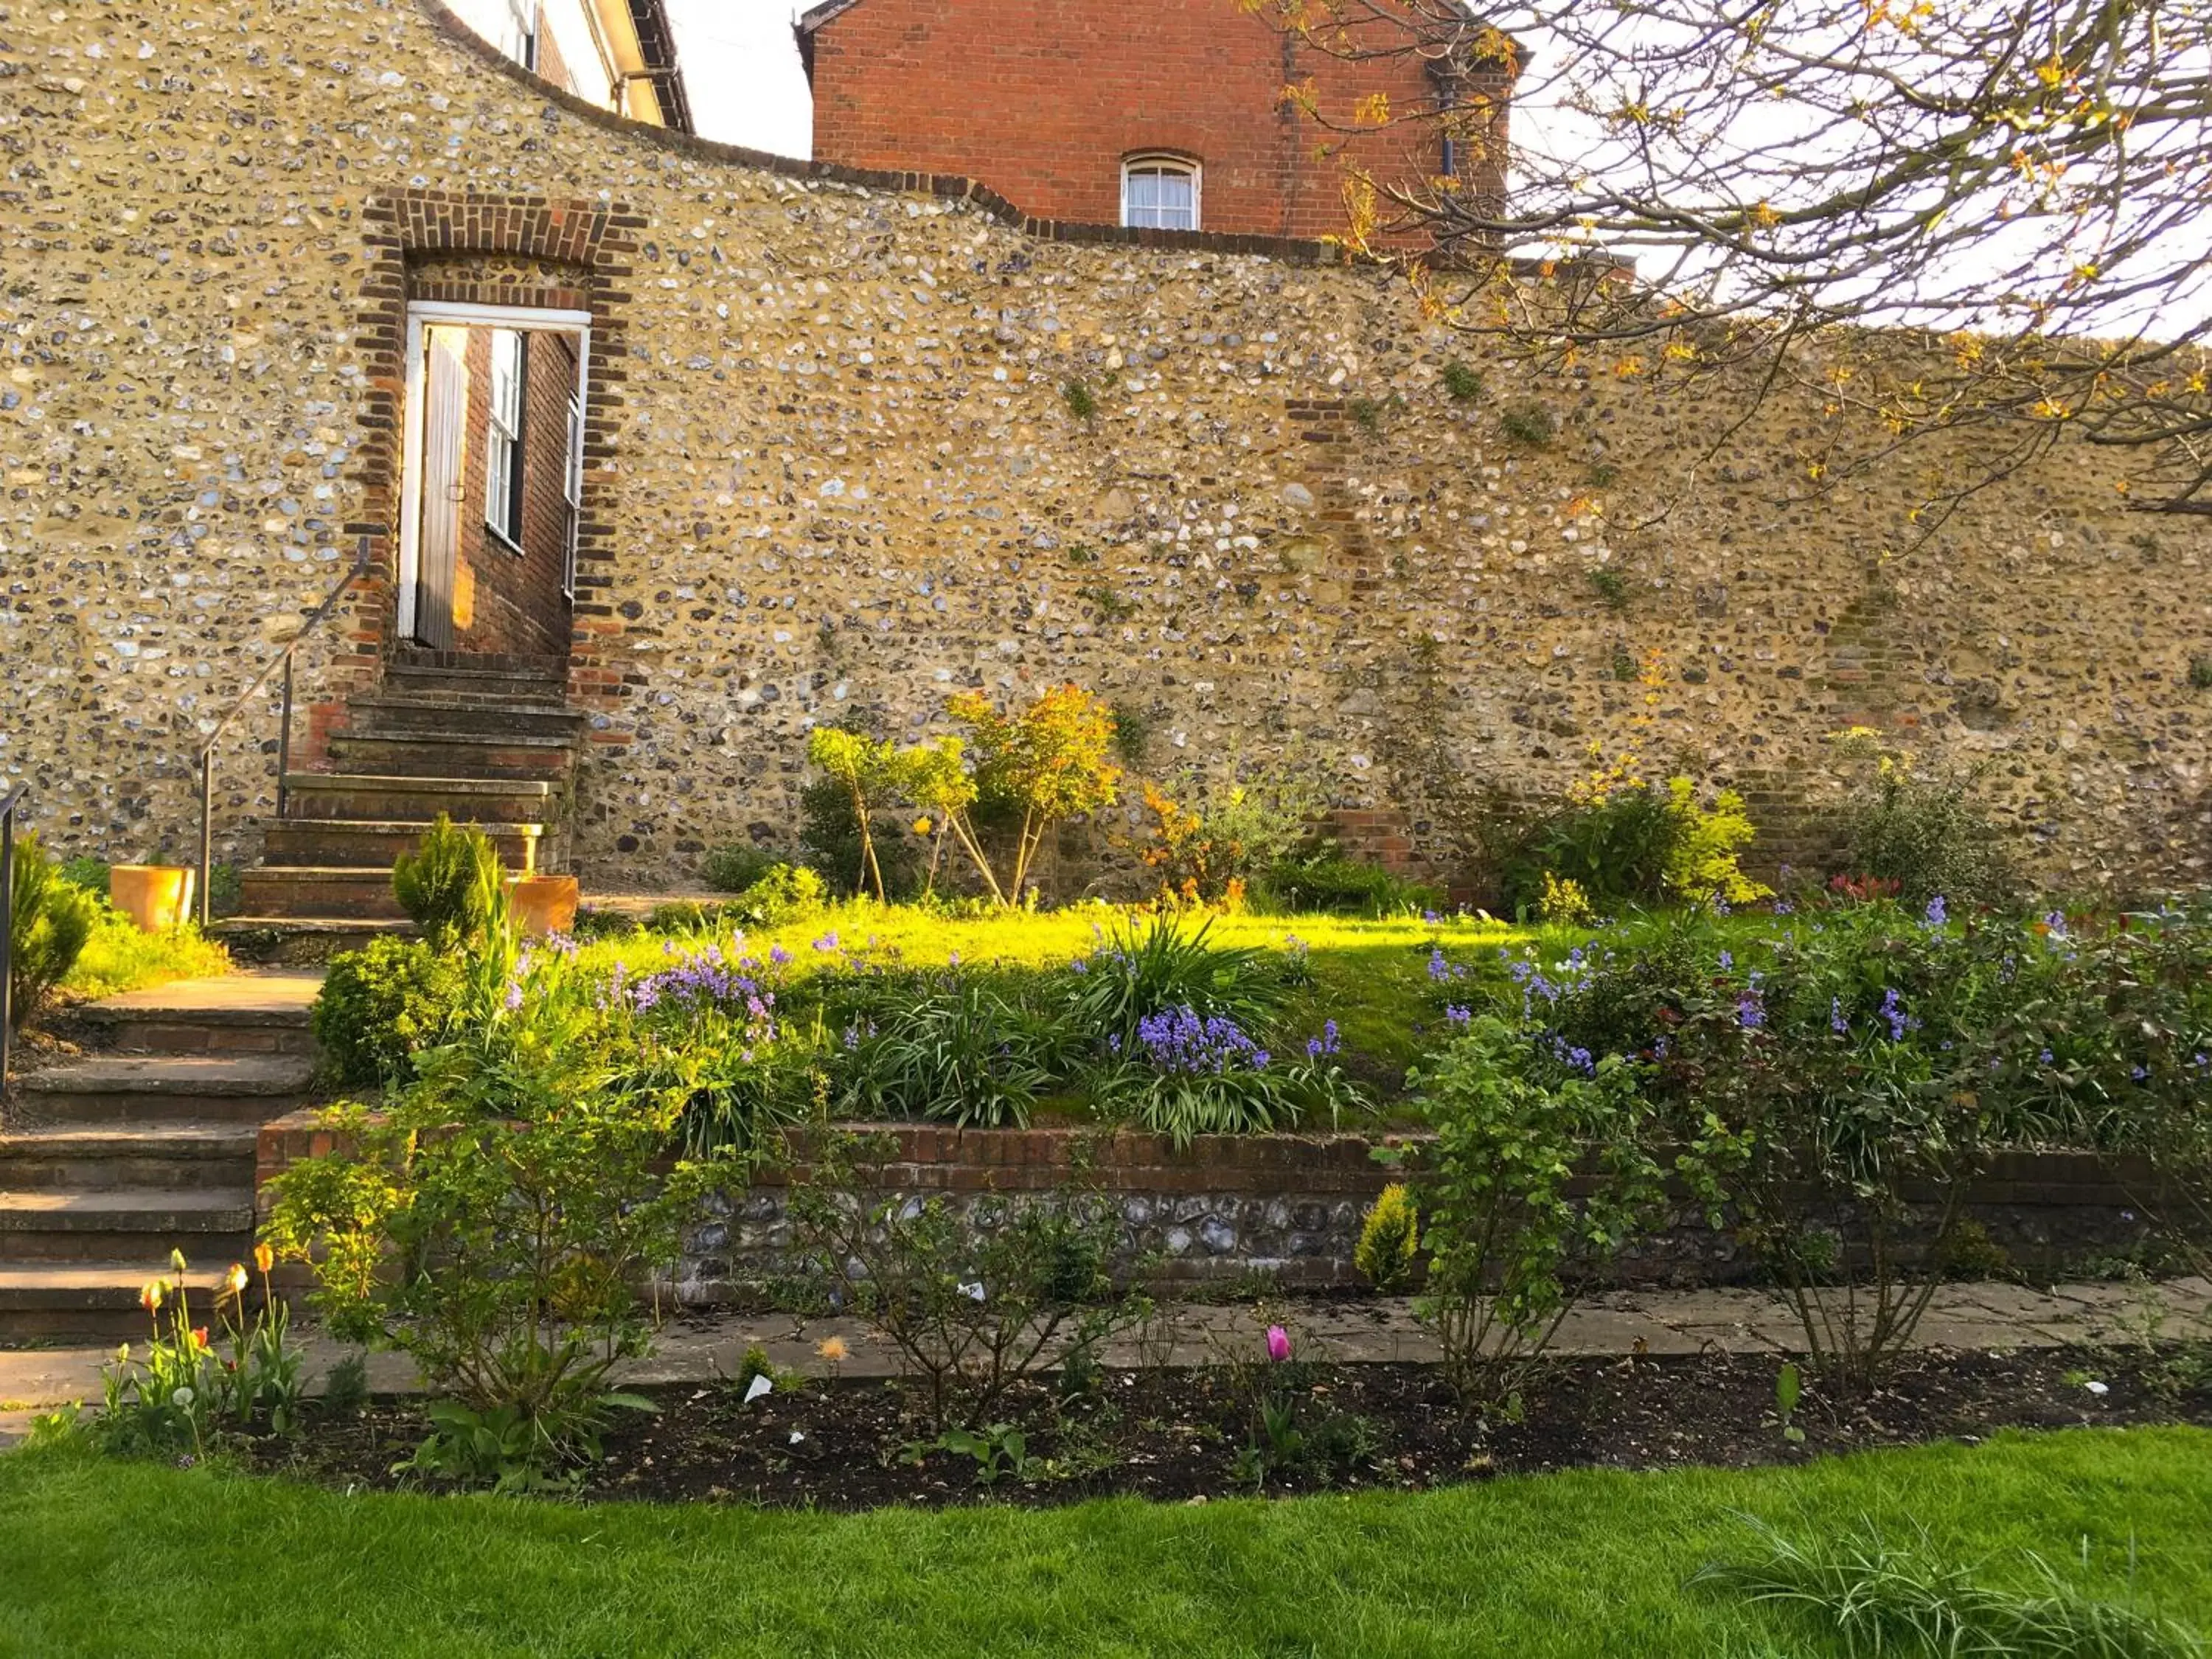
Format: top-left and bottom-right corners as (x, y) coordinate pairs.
(1265, 1325), (1291, 1363)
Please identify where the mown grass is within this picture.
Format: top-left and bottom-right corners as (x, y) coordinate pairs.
(1, 1429), (2205, 1657)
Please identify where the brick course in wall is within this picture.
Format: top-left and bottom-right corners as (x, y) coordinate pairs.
(0, 0), (2207, 890)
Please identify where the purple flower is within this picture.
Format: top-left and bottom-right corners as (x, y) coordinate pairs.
(1830, 998), (1850, 1037)
(1131, 1006), (1268, 1074)
(1444, 1004), (1472, 1027)
(813, 931), (841, 953)
(1265, 1326), (1291, 1363)
(502, 980), (524, 1012)
(769, 945), (792, 967)
(1718, 950), (1733, 971)
(1879, 987), (1910, 1042)
(1736, 992), (1764, 1031)
(1924, 895), (1948, 926)
(1427, 947), (1451, 983)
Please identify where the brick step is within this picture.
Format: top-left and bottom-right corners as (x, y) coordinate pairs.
(0, 1123), (260, 1190)
(0, 1189), (255, 1262)
(9, 1054), (318, 1127)
(348, 695), (587, 739)
(324, 729), (576, 782)
(281, 773), (560, 825)
(77, 975), (319, 1057)
(385, 653), (568, 700)
(0, 1261), (254, 1343)
(235, 866), (406, 921)
(261, 818), (543, 872)
(390, 646), (568, 675)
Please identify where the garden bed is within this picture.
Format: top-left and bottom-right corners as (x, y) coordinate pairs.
(234, 1343), (2212, 1510)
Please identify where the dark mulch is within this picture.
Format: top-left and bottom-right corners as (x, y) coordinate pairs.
(237, 1343), (2212, 1508)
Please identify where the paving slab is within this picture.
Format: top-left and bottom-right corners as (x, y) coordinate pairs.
(87, 973), (322, 1016)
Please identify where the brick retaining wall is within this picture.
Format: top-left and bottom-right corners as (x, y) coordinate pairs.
(256, 1115), (2170, 1298)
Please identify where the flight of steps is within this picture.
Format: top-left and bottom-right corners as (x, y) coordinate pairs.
(0, 975), (320, 1342)
(234, 650), (584, 925)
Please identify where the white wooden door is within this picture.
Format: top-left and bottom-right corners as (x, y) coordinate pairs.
(414, 326), (470, 650)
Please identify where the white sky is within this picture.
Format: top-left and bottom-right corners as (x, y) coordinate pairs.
(664, 0), (815, 155)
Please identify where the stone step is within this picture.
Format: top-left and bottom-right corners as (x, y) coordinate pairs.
(0, 1123), (260, 1190)
(281, 773), (560, 826)
(9, 1054), (318, 1127)
(211, 917), (417, 959)
(234, 866), (406, 921)
(324, 728), (577, 782)
(0, 1189), (255, 1262)
(76, 973), (320, 1057)
(0, 1260), (252, 1343)
(348, 695), (587, 740)
(384, 654), (569, 702)
(262, 818), (543, 872)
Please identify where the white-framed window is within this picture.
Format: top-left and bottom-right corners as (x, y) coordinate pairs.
(493, 0), (539, 70)
(485, 327), (526, 547)
(1121, 156), (1200, 232)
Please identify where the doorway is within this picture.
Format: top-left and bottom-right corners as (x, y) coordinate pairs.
(397, 301), (591, 658)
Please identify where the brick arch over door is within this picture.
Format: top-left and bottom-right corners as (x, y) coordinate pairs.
(341, 189), (641, 728)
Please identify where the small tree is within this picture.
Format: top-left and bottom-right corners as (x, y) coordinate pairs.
(390, 814), (505, 953)
(945, 684), (1122, 903)
(806, 727), (905, 902)
(898, 737), (974, 899)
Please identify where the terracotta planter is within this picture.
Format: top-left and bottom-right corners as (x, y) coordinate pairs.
(109, 864), (197, 933)
(504, 874), (579, 939)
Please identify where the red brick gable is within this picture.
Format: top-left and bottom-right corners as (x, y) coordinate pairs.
(799, 0), (1511, 244)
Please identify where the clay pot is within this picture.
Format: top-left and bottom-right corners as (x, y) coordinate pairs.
(109, 864), (197, 933)
(504, 874), (580, 939)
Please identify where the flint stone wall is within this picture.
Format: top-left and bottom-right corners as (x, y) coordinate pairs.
(3, 0), (2208, 890)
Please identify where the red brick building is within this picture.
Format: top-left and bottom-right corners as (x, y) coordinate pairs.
(796, 0), (1513, 245)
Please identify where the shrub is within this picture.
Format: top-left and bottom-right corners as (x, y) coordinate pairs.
(1497, 776), (1768, 916)
(1408, 1015), (1680, 1405)
(1139, 763), (1329, 907)
(267, 939), (741, 1490)
(1258, 846), (1441, 916)
(8, 833), (98, 1029)
(725, 862), (828, 927)
(1838, 763), (2014, 907)
(701, 842), (779, 894)
(57, 855), (109, 894)
(787, 1127), (1148, 1430)
(1354, 1183), (1420, 1293)
(310, 936), (467, 1090)
(390, 814), (505, 952)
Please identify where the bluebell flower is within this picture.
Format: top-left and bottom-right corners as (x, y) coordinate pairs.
(1830, 998), (1850, 1037)
(1924, 895), (1947, 926)
(1444, 1004), (1472, 1027)
(1718, 950), (1733, 971)
(1879, 987), (1909, 1043)
(813, 931), (841, 953)
(1736, 992), (1764, 1031)
(769, 944), (792, 967)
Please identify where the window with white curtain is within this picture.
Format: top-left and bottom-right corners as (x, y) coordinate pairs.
(484, 328), (526, 546)
(1121, 157), (1200, 231)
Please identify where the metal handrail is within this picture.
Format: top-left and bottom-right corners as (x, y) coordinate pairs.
(1, 780), (26, 1099)
(196, 546), (374, 928)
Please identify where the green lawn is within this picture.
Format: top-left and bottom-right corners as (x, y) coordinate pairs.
(3, 1429), (2206, 1656)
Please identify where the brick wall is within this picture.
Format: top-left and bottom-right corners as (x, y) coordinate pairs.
(254, 1113), (2172, 1295)
(804, 0), (1511, 243)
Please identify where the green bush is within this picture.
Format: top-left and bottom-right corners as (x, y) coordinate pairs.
(310, 936), (467, 1088)
(1839, 767), (2014, 907)
(1495, 778), (1767, 917)
(8, 833), (98, 1028)
(267, 938), (742, 1490)
(701, 843), (779, 894)
(1408, 1015), (1678, 1403)
(391, 815), (505, 952)
(1064, 914), (1290, 1051)
(1257, 846), (1441, 917)
(1354, 1183), (1420, 1292)
(799, 774), (915, 900)
(57, 856), (109, 894)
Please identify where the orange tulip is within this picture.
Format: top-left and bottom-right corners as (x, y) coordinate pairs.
(190, 1326), (209, 1351)
(253, 1241), (275, 1276)
(139, 1281), (164, 1313)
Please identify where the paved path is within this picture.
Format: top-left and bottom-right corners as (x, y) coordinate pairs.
(4, 1276), (2205, 1445)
